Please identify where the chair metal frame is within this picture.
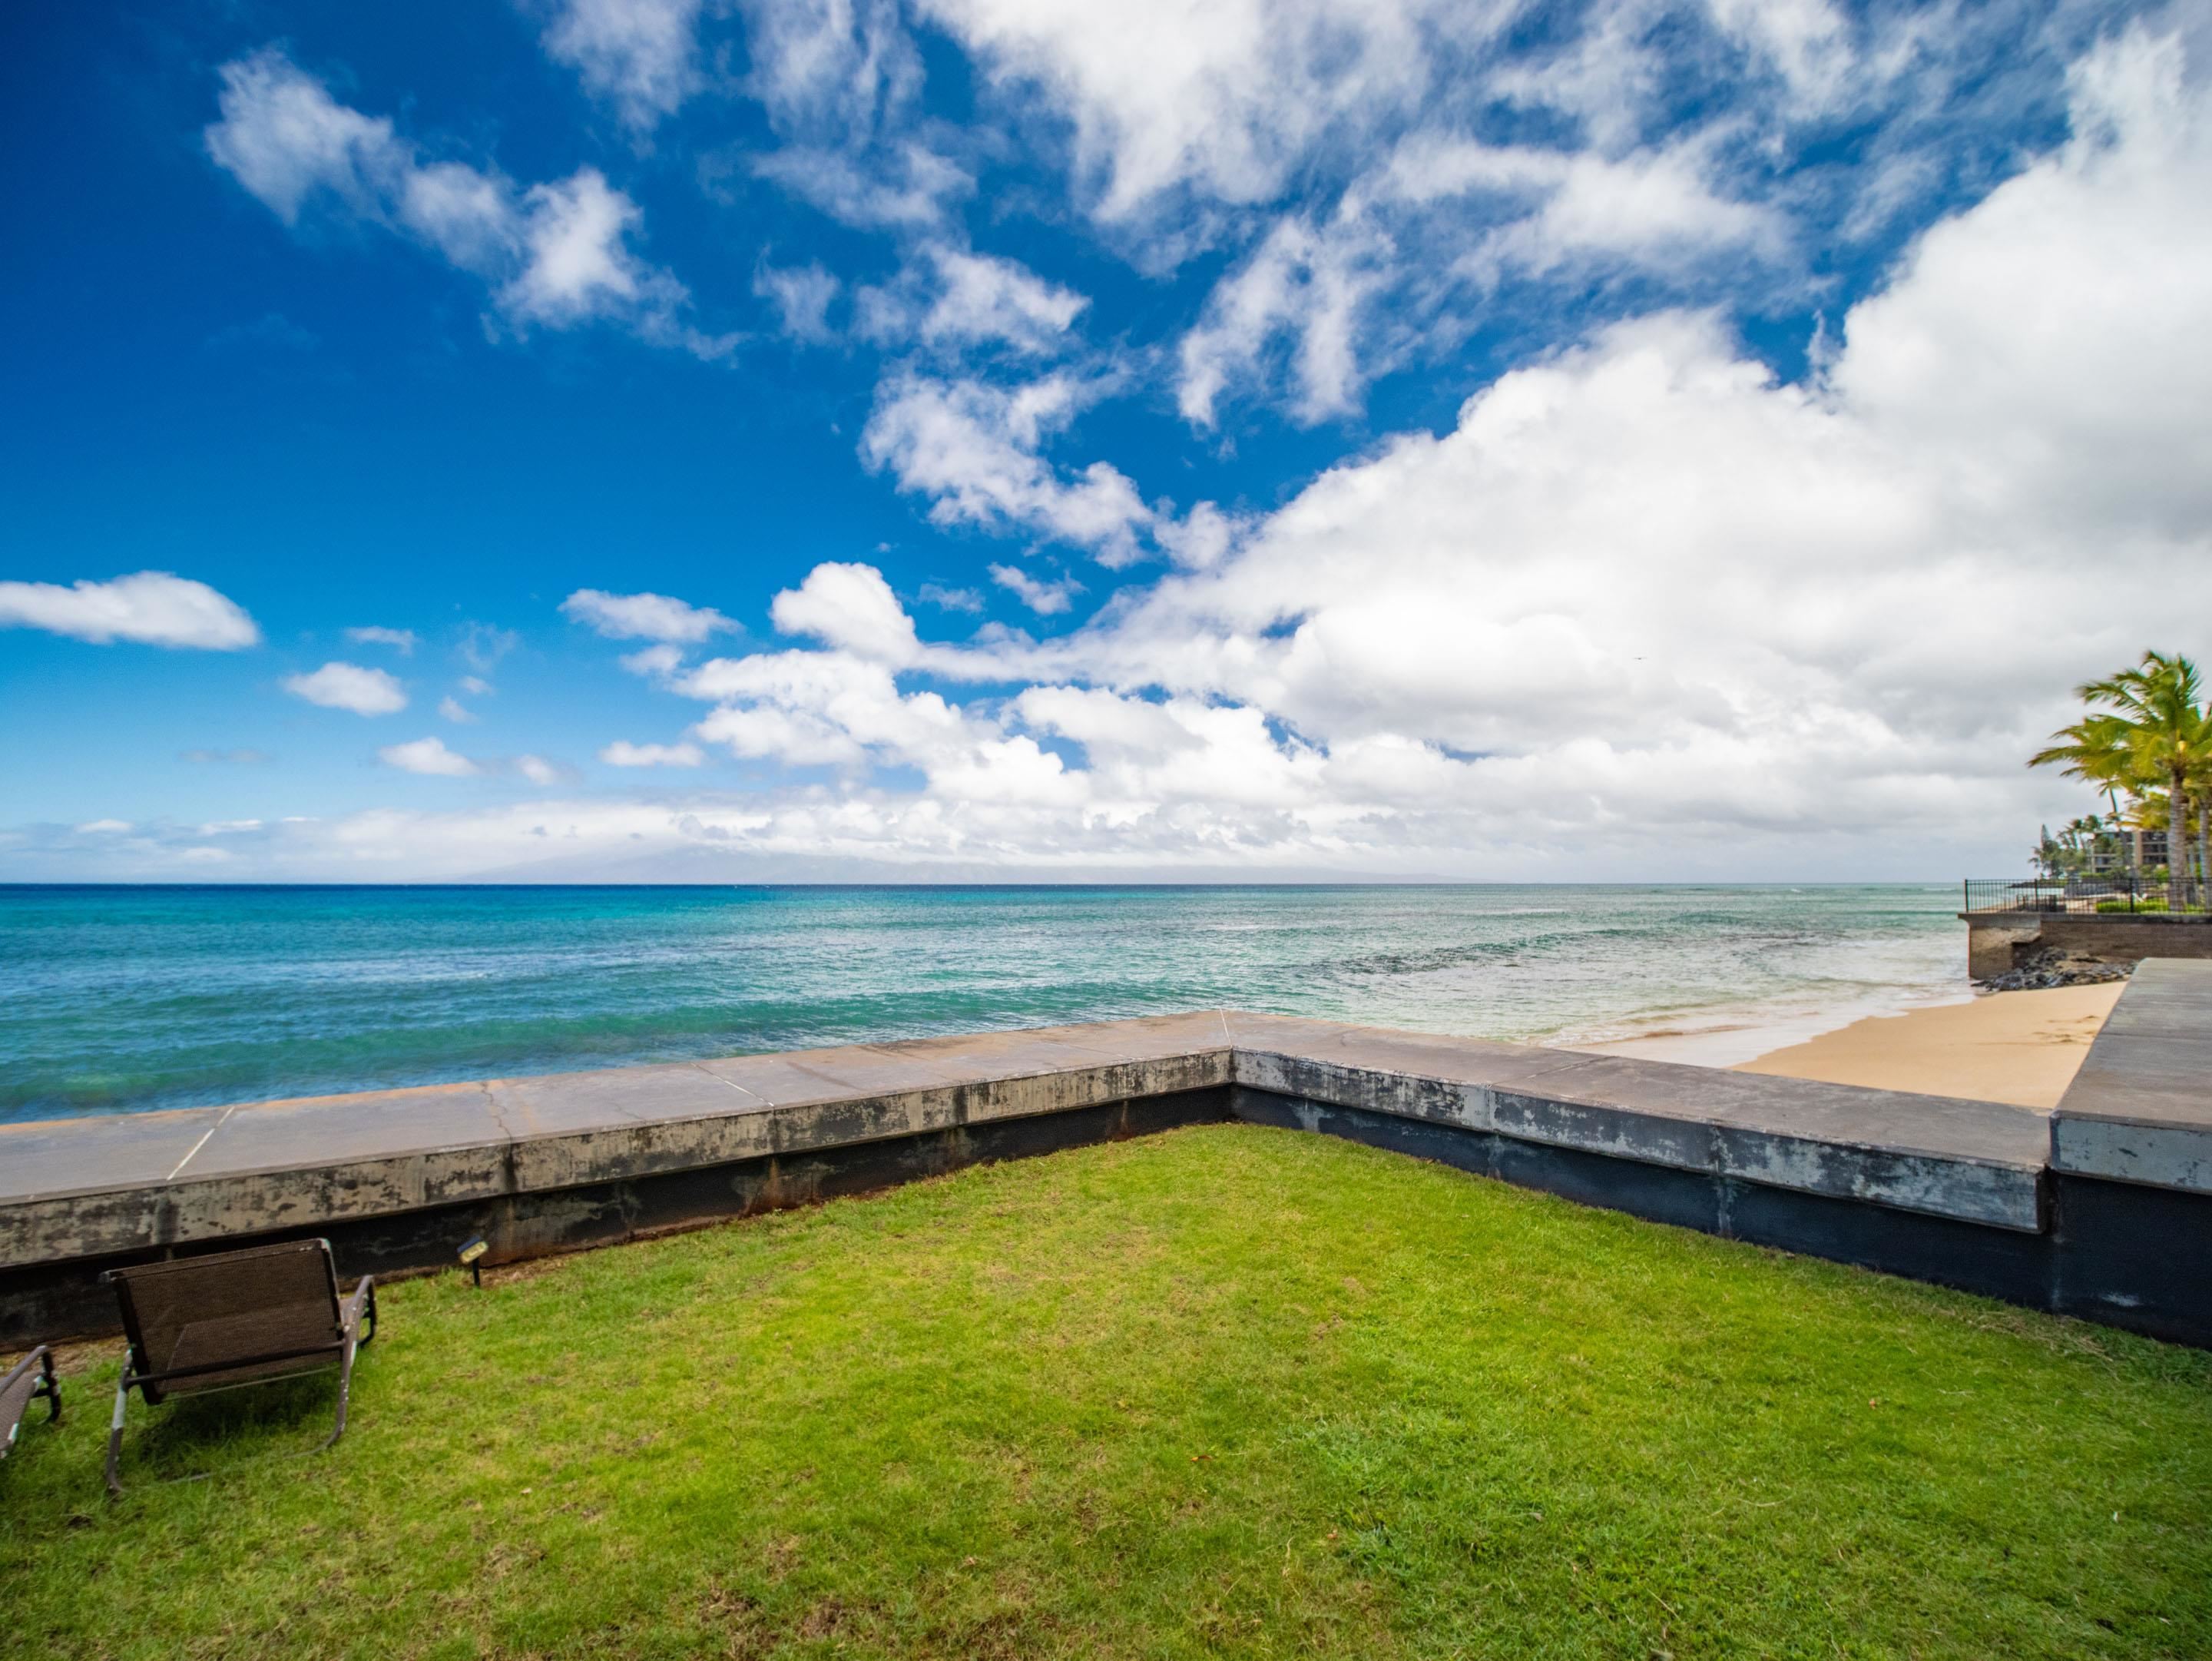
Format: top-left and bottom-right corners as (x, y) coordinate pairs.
(2, 1345), (61, 1461)
(100, 1239), (376, 1497)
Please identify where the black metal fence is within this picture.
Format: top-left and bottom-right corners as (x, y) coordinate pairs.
(1962, 876), (2209, 917)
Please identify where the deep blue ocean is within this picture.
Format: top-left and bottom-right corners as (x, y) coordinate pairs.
(0, 884), (1967, 1124)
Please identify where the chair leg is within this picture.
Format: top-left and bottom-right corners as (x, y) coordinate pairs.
(104, 1362), (131, 1499)
(36, 1348), (60, 1423)
(325, 1334), (356, 1450)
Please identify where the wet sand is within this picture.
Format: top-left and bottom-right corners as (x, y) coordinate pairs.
(1730, 982), (2123, 1108)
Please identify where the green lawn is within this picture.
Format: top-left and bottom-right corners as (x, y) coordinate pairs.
(5, 1122), (2210, 1659)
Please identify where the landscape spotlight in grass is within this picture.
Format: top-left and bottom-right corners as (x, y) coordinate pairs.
(5, 1123), (2210, 1658)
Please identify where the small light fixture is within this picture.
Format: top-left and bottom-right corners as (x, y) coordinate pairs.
(457, 1235), (489, 1288)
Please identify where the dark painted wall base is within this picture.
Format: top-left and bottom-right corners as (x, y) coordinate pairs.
(9, 1083), (2209, 1351)
(0, 1087), (1236, 1346)
(2053, 1172), (2212, 1348)
(1231, 1089), (2056, 1308)
(1233, 1087), (2212, 1349)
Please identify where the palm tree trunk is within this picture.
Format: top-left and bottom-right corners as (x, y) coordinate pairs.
(2198, 793), (2210, 912)
(2174, 768), (2190, 907)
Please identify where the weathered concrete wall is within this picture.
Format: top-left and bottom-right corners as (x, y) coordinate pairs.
(1965, 913), (2212, 976)
(2045, 961), (2212, 1344)
(1966, 921), (2043, 978)
(5, 993), (2210, 1348)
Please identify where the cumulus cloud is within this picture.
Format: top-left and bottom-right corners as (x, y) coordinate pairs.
(379, 735), (482, 776)
(282, 661), (407, 715)
(439, 696), (477, 723)
(765, 562), (921, 665)
(205, 48), (727, 355)
(477, 28), (2207, 878)
(516, 754), (565, 785)
(561, 588), (733, 642)
(600, 739), (705, 765)
(27, 24), (2206, 885)
(0, 572), (260, 649)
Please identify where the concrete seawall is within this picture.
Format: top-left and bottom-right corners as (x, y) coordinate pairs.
(1963, 910), (2212, 978)
(6, 976), (2210, 1348)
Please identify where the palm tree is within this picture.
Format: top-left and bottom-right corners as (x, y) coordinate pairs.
(2069, 652), (2209, 906)
(2030, 711), (2141, 873)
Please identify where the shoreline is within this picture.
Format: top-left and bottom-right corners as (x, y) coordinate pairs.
(1591, 983), (2124, 1109)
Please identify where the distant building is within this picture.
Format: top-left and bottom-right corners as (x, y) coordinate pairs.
(2091, 828), (2169, 873)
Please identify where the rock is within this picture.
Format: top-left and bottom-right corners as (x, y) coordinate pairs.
(1975, 948), (2136, 993)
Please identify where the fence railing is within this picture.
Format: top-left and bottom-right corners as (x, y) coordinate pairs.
(1962, 876), (2210, 917)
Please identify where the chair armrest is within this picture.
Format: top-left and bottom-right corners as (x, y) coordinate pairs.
(343, 1276), (377, 1347)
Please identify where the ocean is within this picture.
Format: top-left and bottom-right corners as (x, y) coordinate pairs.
(0, 884), (1969, 1125)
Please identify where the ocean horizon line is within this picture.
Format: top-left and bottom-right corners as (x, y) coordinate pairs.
(0, 877), (1960, 893)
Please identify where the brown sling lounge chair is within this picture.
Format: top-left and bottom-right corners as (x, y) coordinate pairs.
(2, 1345), (61, 1461)
(101, 1238), (376, 1497)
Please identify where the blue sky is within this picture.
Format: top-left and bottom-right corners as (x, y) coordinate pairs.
(4, 0), (2208, 880)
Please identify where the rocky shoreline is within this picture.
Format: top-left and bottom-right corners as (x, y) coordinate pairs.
(1975, 947), (2135, 993)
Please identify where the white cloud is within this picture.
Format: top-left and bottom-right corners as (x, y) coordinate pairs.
(737, 0), (971, 229)
(282, 661), (407, 715)
(439, 696), (477, 723)
(496, 169), (699, 340)
(562, 588), (733, 642)
(922, 247), (1088, 349)
(765, 562), (922, 665)
(0, 572), (260, 649)
(459, 625), (519, 676)
(515, 754), (564, 785)
(601, 739), (705, 766)
(754, 262), (840, 342)
(917, 582), (985, 612)
(1177, 135), (1782, 427)
(346, 625), (417, 654)
(75, 820), (131, 834)
(27, 25), (2207, 884)
(379, 735), (482, 776)
(751, 142), (972, 228)
(536, 30), (2212, 874)
(539, 0), (704, 131)
(206, 48), (724, 355)
(620, 643), (687, 679)
(859, 245), (1088, 353)
(988, 563), (1083, 615)
(459, 675), (495, 696)
(860, 373), (1156, 563)
(916, 0), (1471, 220)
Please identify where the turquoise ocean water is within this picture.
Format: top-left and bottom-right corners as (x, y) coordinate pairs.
(0, 884), (1967, 1124)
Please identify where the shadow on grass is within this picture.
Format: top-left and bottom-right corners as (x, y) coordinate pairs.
(113, 1369), (343, 1488)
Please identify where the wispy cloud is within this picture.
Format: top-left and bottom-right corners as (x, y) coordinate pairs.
(346, 625), (417, 654)
(205, 47), (733, 356)
(538, 0), (705, 133)
(561, 588), (733, 642)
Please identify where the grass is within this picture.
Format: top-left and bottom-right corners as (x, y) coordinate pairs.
(5, 1123), (2210, 1660)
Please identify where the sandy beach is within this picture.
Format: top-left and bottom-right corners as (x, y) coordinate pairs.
(1729, 982), (2123, 1108)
